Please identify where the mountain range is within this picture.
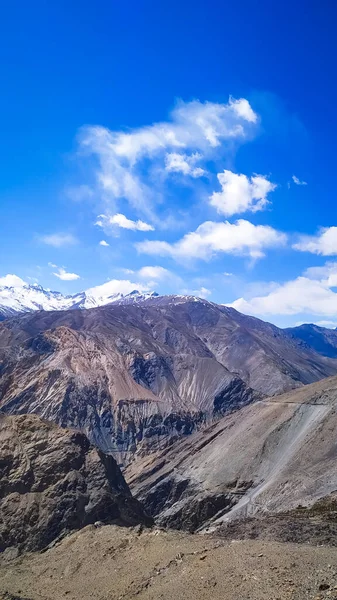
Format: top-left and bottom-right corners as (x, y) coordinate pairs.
(2, 280), (337, 362)
(1, 293), (337, 465)
(0, 280), (159, 319)
(1, 285), (337, 552)
(2, 278), (337, 360)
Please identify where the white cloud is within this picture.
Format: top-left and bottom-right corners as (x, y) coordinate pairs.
(137, 266), (172, 280)
(40, 233), (78, 247)
(106, 97), (258, 160)
(210, 170), (276, 216)
(86, 279), (150, 299)
(229, 277), (337, 316)
(99, 240), (110, 247)
(135, 265), (182, 288)
(292, 175), (307, 186)
(137, 219), (286, 261)
(306, 263), (337, 292)
(228, 261), (337, 319)
(52, 266), (81, 281)
(78, 97), (258, 219)
(119, 268), (135, 275)
(313, 320), (337, 328)
(165, 152), (205, 177)
(181, 286), (212, 299)
(96, 213), (154, 233)
(0, 274), (27, 288)
(229, 96), (258, 123)
(293, 227), (337, 255)
(304, 261), (337, 286)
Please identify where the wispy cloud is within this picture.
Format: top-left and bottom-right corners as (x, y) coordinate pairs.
(137, 219), (286, 261)
(76, 97), (258, 222)
(119, 268), (135, 275)
(40, 233), (78, 247)
(96, 213), (155, 233)
(312, 320), (337, 328)
(165, 152), (205, 178)
(136, 265), (182, 287)
(292, 175), (307, 186)
(137, 265), (173, 280)
(180, 286), (212, 298)
(65, 184), (94, 202)
(99, 240), (110, 247)
(293, 226), (337, 255)
(52, 266), (81, 281)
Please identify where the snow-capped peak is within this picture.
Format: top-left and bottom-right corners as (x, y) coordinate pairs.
(0, 281), (159, 319)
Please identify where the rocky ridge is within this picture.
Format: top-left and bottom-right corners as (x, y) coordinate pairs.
(1, 296), (337, 462)
(0, 413), (151, 554)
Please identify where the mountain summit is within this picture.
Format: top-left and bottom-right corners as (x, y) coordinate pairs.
(0, 280), (158, 319)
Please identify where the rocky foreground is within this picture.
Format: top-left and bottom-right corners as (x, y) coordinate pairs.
(1, 524), (337, 600)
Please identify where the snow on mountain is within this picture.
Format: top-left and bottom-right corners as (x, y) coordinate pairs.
(0, 284), (74, 317)
(0, 279), (159, 319)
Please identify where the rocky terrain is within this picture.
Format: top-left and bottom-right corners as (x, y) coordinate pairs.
(1, 382), (336, 600)
(1, 524), (337, 600)
(217, 494), (337, 546)
(1, 296), (337, 462)
(1, 298), (337, 599)
(0, 414), (151, 554)
(125, 375), (337, 532)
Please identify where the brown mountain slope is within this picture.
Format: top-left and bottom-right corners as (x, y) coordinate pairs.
(125, 375), (337, 532)
(0, 296), (336, 460)
(0, 413), (151, 554)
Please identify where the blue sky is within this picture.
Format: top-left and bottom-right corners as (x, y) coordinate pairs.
(1, 0), (337, 327)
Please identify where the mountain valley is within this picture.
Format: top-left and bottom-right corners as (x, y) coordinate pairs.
(1, 295), (337, 464)
(1, 295), (337, 599)
(1, 372), (337, 600)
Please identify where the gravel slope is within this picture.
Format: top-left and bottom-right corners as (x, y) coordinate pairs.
(1, 525), (337, 600)
(126, 376), (337, 531)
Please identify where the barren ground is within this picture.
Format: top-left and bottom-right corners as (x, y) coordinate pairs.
(1, 525), (337, 600)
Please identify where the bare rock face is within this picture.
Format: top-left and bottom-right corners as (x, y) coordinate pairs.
(0, 414), (152, 553)
(0, 296), (336, 462)
(126, 376), (337, 532)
